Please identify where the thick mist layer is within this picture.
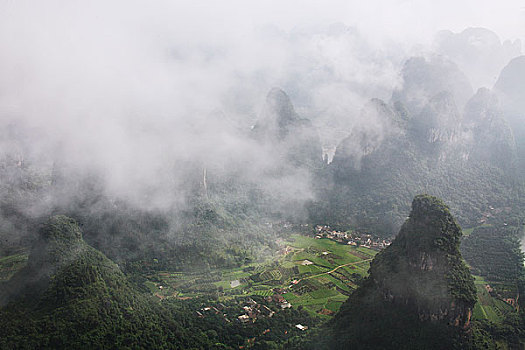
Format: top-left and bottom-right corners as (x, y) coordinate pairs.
(0, 1), (524, 218)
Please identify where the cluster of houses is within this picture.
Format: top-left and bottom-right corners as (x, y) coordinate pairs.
(237, 298), (276, 323)
(236, 295), (308, 333)
(477, 206), (512, 225)
(196, 303), (232, 323)
(267, 291), (292, 309)
(236, 292), (294, 324)
(195, 293), (294, 325)
(315, 225), (391, 250)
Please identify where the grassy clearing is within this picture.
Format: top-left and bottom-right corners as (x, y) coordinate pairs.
(472, 275), (515, 323)
(0, 253), (28, 281)
(462, 227), (474, 237)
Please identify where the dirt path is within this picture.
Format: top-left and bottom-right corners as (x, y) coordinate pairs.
(298, 258), (373, 283)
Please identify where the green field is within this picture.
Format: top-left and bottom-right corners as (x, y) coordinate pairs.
(472, 276), (515, 323)
(0, 253), (28, 282)
(144, 234), (377, 318)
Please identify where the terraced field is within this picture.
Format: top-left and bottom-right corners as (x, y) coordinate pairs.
(472, 276), (515, 323)
(0, 253), (28, 282)
(147, 234), (377, 317)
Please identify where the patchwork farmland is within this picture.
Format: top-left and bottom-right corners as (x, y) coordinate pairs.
(145, 233), (377, 317)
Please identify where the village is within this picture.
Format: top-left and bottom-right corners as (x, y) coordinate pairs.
(190, 227), (393, 328)
(314, 225), (392, 250)
(477, 205), (513, 226)
(195, 293), (307, 331)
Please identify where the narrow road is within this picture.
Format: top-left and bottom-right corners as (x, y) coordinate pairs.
(298, 258), (373, 283)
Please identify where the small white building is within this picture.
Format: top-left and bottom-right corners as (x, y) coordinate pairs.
(280, 302), (292, 309)
(230, 280), (241, 288)
(238, 315), (250, 323)
(295, 324), (308, 331)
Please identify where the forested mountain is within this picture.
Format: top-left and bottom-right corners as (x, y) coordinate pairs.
(0, 216), (321, 349)
(0, 216), (196, 348)
(494, 55), (525, 174)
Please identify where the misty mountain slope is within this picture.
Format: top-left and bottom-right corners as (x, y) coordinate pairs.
(434, 27), (521, 89)
(463, 88), (517, 173)
(0, 135), (53, 255)
(494, 56), (525, 108)
(391, 55), (474, 115)
(309, 195), (476, 350)
(0, 87), (323, 273)
(252, 87), (323, 169)
(494, 55), (525, 173)
(0, 215), (214, 349)
(312, 73), (519, 234)
(330, 98), (407, 170)
(409, 91), (463, 159)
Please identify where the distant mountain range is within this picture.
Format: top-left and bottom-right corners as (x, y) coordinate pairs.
(310, 53), (523, 235)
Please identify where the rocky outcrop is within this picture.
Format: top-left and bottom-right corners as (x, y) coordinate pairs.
(319, 195), (477, 349)
(371, 195), (476, 327)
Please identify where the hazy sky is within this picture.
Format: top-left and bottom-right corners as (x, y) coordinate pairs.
(0, 0), (524, 208)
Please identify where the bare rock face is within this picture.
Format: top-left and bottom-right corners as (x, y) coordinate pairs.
(321, 195), (477, 350)
(373, 195), (476, 327)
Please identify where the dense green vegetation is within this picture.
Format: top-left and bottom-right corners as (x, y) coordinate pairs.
(462, 225), (525, 291)
(459, 224), (525, 348)
(0, 216), (327, 349)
